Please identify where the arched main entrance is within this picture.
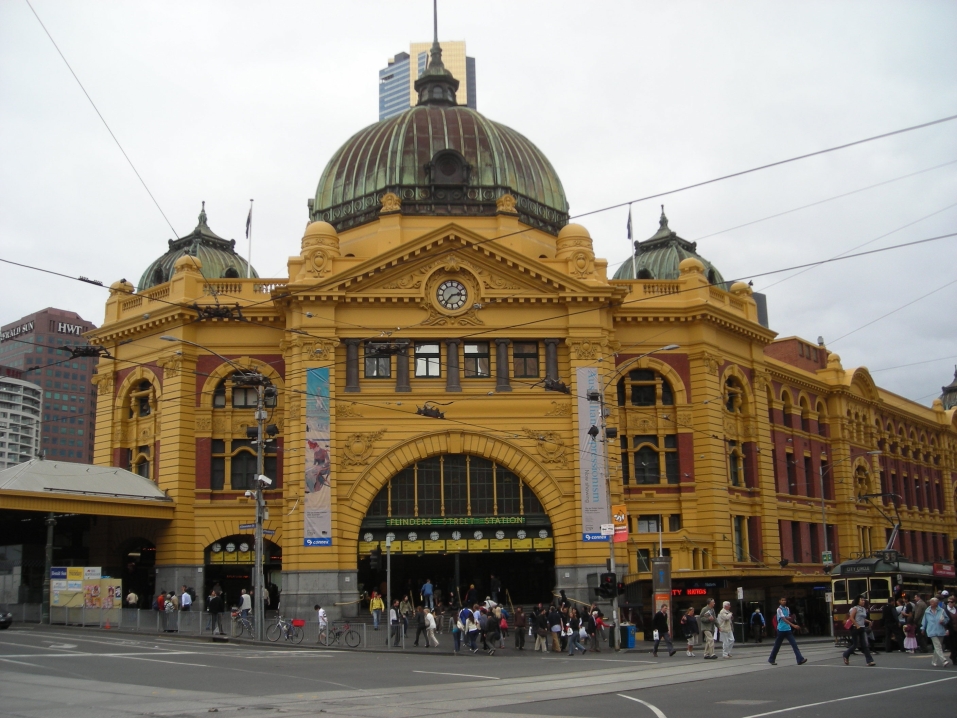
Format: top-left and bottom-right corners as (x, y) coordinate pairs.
(357, 453), (555, 606)
(204, 535), (282, 609)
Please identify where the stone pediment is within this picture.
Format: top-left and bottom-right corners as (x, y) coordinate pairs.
(291, 225), (617, 303)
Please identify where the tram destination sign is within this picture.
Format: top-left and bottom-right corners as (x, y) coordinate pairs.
(386, 516), (526, 527)
(840, 563), (876, 575)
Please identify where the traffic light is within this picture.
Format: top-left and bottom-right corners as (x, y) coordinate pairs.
(617, 581), (626, 596)
(369, 547), (382, 570)
(598, 572), (616, 598)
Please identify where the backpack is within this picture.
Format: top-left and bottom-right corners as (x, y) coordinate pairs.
(152, 597), (159, 611)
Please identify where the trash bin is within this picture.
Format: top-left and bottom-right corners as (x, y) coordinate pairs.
(619, 624), (636, 649)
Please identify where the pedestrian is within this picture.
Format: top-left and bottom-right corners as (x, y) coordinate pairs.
(943, 593), (957, 663)
(208, 590), (224, 635)
(750, 607), (765, 642)
(466, 608), (481, 653)
(389, 600), (401, 647)
(424, 607), (439, 648)
(767, 597), (808, 666)
(548, 605), (562, 653)
(699, 598), (717, 659)
(238, 588), (251, 623)
(920, 597), (950, 667)
(842, 595), (875, 666)
(465, 584), (478, 607)
(421, 579), (434, 610)
(452, 611), (463, 653)
(399, 594), (413, 636)
(413, 605), (427, 647)
(913, 593), (928, 653)
(180, 585), (192, 612)
(125, 590), (139, 609)
(534, 605), (549, 652)
(567, 608), (586, 656)
(882, 599), (904, 652)
(652, 603), (676, 657)
(369, 590), (384, 630)
(717, 601), (735, 658)
(681, 607), (698, 657)
(903, 621), (918, 652)
(594, 611), (608, 648)
(583, 610), (599, 652)
(154, 589), (165, 612)
(513, 606), (527, 650)
(490, 574), (501, 603)
(315, 603), (328, 644)
(485, 609), (500, 655)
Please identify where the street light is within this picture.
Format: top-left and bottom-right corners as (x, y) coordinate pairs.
(160, 335), (273, 641)
(587, 343), (679, 651)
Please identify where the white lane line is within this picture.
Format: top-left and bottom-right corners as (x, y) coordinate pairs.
(806, 664), (945, 673)
(540, 657), (658, 664)
(738, 676), (957, 718)
(618, 694), (668, 718)
(117, 655), (210, 668)
(0, 651), (199, 659)
(412, 670), (500, 680)
(0, 658), (43, 667)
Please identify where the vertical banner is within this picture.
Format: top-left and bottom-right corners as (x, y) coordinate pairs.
(612, 504), (629, 543)
(577, 366), (609, 542)
(304, 367), (332, 546)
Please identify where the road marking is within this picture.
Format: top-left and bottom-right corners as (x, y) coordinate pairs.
(540, 657), (657, 664)
(738, 676), (957, 717)
(0, 658), (43, 667)
(46, 644), (77, 650)
(618, 694), (668, 718)
(412, 670), (500, 680)
(116, 655), (210, 668)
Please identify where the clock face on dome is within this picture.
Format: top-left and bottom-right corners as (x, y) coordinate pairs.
(437, 280), (467, 311)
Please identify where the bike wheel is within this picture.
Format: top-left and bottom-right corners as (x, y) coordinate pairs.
(291, 626), (304, 644)
(266, 623), (282, 642)
(344, 629), (360, 648)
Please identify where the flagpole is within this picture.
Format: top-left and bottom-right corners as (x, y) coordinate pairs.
(246, 199), (254, 278)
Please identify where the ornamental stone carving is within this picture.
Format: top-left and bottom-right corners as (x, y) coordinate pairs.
(342, 429), (386, 466)
(335, 403), (363, 418)
(380, 192), (402, 214)
(700, 352), (720, 375)
(195, 416), (212, 432)
(522, 427), (567, 466)
(157, 355), (182, 379)
(544, 401), (571, 417)
(91, 373), (114, 396)
(753, 370), (771, 392)
(296, 221), (340, 281)
(496, 194), (517, 214)
(566, 337), (612, 361)
(420, 303), (484, 326)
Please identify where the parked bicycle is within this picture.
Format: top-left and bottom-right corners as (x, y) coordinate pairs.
(318, 621), (361, 648)
(266, 614), (304, 644)
(231, 610), (253, 639)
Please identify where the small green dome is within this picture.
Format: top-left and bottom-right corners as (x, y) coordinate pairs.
(311, 42), (568, 235)
(613, 208), (726, 285)
(137, 204), (258, 291)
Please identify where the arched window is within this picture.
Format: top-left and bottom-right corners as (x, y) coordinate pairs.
(800, 398), (811, 433)
(129, 380), (153, 418)
(210, 438), (277, 491)
(212, 374), (277, 409)
(728, 440), (744, 486)
(816, 402), (828, 437)
(366, 454), (545, 518)
(132, 444), (150, 480)
(620, 434), (679, 485)
(617, 369), (675, 407)
(223, 267), (240, 279)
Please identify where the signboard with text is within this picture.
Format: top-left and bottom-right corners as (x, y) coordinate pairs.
(576, 367), (609, 542)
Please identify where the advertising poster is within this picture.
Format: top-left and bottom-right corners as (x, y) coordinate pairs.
(576, 366), (609, 542)
(612, 504), (629, 543)
(303, 367), (332, 546)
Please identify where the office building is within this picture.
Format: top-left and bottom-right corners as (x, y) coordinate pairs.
(0, 308), (98, 463)
(379, 52), (411, 121)
(379, 41), (475, 119)
(0, 368), (42, 469)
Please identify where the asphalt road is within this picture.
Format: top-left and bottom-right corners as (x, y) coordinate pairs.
(1, 625), (954, 717)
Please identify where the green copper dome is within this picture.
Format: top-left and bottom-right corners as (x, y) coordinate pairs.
(137, 204), (258, 291)
(613, 208), (726, 285)
(311, 41), (568, 234)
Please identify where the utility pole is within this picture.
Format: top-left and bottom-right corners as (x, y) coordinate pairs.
(386, 535), (392, 650)
(253, 382), (267, 642)
(42, 512), (55, 624)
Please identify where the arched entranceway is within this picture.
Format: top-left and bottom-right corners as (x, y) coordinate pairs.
(204, 535), (281, 609)
(356, 453), (555, 606)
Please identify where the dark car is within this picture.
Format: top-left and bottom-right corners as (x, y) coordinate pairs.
(0, 612), (12, 630)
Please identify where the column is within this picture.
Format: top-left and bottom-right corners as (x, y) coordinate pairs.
(445, 339), (461, 392)
(344, 339), (360, 393)
(395, 340), (411, 392)
(544, 338), (560, 382)
(495, 339), (511, 392)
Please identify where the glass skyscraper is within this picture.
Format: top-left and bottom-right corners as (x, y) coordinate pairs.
(379, 52), (411, 121)
(379, 43), (476, 120)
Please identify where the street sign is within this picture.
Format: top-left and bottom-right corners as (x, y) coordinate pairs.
(239, 523), (256, 530)
(600, 523), (614, 536)
(825, 592), (832, 603)
(736, 586), (744, 601)
(821, 550), (833, 565)
(262, 529), (276, 537)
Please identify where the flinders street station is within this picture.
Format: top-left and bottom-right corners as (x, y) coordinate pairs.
(6, 36), (954, 627)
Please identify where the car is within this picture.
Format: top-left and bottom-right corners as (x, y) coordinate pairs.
(0, 612), (12, 630)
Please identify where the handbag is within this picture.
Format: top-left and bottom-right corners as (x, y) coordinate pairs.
(843, 618), (854, 630)
(653, 629), (659, 640)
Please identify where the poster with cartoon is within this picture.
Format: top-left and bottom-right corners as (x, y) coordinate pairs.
(303, 367), (332, 546)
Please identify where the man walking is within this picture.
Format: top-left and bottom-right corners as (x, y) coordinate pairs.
(768, 597), (808, 665)
(699, 599), (718, 659)
(913, 593), (928, 653)
(413, 605), (427, 647)
(513, 606), (527, 650)
(750, 607), (765, 642)
(652, 603), (676, 657)
(424, 607), (439, 647)
(208, 590), (224, 635)
(883, 599), (904, 652)
(718, 601), (735, 658)
(180, 585), (192, 612)
(421, 578), (434, 610)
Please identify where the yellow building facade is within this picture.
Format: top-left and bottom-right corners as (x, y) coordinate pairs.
(86, 42), (957, 622)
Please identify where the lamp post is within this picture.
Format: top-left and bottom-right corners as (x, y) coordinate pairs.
(588, 343), (679, 651)
(160, 335), (273, 641)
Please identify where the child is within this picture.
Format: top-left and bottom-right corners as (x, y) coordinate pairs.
(903, 621), (918, 653)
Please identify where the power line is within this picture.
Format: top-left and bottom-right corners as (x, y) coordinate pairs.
(870, 355), (957, 374)
(570, 113), (957, 221)
(24, 0), (178, 237)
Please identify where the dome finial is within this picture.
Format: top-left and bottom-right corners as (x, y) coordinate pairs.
(659, 204), (669, 230)
(198, 201), (208, 228)
(414, 0), (459, 107)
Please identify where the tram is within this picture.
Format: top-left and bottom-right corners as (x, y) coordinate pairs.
(830, 552), (956, 641)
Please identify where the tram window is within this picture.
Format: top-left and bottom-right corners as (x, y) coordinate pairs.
(847, 579), (869, 601)
(868, 578), (891, 600)
(833, 579), (847, 602)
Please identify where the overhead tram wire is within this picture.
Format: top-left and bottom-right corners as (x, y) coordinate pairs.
(870, 355), (957, 373)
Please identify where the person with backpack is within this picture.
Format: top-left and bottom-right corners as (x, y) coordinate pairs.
(767, 597), (808, 665)
(750, 607), (765, 642)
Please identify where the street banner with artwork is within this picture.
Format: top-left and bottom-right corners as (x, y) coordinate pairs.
(612, 503), (629, 543)
(304, 367), (332, 546)
(576, 366), (609, 542)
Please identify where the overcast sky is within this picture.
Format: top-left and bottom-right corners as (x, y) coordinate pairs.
(1, 1), (955, 406)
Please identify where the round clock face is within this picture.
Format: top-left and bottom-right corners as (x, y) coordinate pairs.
(211, 542), (222, 553)
(386, 532), (396, 543)
(473, 530), (484, 540)
(436, 280), (467, 311)
(363, 532), (373, 542)
(238, 542), (249, 553)
(408, 532), (418, 542)
(538, 530), (549, 539)
(225, 542), (236, 553)
(495, 530), (505, 540)
(451, 531), (462, 541)
(430, 531), (440, 541)
(517, 530), (526, 540)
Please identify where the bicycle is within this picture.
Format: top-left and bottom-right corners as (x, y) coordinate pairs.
(318, 621), (361, 648)
(266, 614), (304, 644)
(231, 610), (253, 639)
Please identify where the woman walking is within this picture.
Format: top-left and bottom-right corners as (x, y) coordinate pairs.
(680, 607), (699, 657)
(842, 595), (876, 666)
(369, 591), (384, 630)
(567, 608), (586, 656)
(920, 597), (951, 667)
